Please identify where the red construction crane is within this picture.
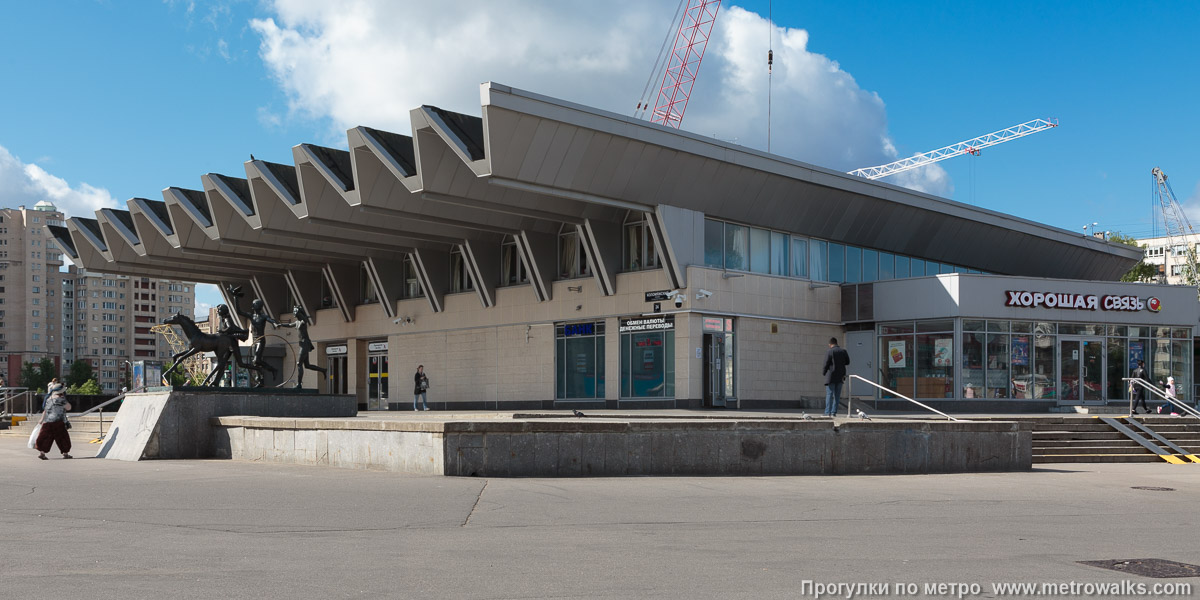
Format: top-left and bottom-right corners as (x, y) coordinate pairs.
(637, 0), (722, 129)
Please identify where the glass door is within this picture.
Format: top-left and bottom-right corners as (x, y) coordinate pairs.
(1059, 337), (1105, 405)
(367, 353), (388, 410)
(703, 333), (726, 407)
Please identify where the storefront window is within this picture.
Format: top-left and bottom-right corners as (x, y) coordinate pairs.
(961, 330), (984, 398)
(1032, 331), (1057, 399)
(556, 322), (605, 399)
(986, 333), (1009, 398)
(1107, 337), (1127, 401)
(880, 335), (914, 398)
(916, 329), (954, 398)
(620, 316), (675, 398)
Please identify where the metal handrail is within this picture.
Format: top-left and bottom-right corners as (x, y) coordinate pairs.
(1, 387), (33, 419)
(77, 385), (149, 442)
(1124, 378), (1200, 419)
(847, 375), (962, 421)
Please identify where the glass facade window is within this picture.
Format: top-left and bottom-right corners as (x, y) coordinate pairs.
(403, 256), (424, 298)
(623, 215), (660, 272)
(828, 243), (845, 283)
(703, 219), (724, 267)
(556, 322), (605, 399)
(724, 224), (749, 271)
(620, 316), (675, 398)
(894, 255), (910, 278)
(359, 263), (379, 304)
(450, 247), (474, 293)
(845, 246), (862, 283)
(500, 237), (528, 286)
(749, 227), (770, 274)
(559, 228), (590, 279)
(770, 231), (789, 275)
(809, 240), (828, 281)
(877, 251), (893, 280)
(910, 258), (925, 277)
(790, 237), (808, 278)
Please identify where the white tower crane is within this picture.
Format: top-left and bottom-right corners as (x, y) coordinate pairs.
(847, 118), (1059, 180)
(1151, 167), (1200, 288)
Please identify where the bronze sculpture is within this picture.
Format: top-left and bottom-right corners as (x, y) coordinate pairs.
(161, 312), (260, 387)
(276, 305), (327, 389)
(226, 285), (279, 388)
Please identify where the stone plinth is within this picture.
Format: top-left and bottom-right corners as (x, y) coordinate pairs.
(96, 388), (357, 461)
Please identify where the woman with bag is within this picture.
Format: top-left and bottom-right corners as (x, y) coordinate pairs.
(413, 365), (430, 411)
(34, 383), (72, 460)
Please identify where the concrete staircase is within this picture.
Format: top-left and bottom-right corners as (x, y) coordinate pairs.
(1029, 416), (1200, 464)
(0, 414), (115, 441)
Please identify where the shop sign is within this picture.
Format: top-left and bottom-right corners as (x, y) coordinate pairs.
(367, 341), (388, 352)
(645, 290), (675, 302)
(563, 322), (596, 337)
(326, 344), (348, 356)
(702, 317), (724, 332)
(620, 315), (675, 333)
(1005, 290), (1161, 313)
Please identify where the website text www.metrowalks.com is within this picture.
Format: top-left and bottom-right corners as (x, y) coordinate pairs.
(800, 580), (1192, 599)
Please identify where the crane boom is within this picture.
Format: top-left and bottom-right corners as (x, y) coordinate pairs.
(847, 118), (1059, 180)
(1151, 167), (1200, 287)
(650, 0), (722, 128)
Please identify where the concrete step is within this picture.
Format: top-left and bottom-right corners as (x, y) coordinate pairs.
(1034, 454), (1173, 464)
(1033, 431), (1128, 440)
(1035, 446), (1155, 455)
(1035, 439), (1148, 449)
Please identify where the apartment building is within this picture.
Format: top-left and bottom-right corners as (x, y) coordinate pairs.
(0, 201), (66, 383)
(69, 266), (196, 392)
(1136, 233), (1200, 285)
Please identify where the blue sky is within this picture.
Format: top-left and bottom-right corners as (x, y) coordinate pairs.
(2, 1), (1197, 314)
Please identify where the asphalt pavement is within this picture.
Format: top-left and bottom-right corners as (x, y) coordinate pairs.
(2, 435), (1198, 599)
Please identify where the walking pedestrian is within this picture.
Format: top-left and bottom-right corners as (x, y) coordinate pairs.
(413, 365), (430, 411)
(1130, 360), (1149, 414)
(43, 377), (64, 411)
(1163, 376), (1179, 415)
(34, 383), (72, 460)
(822, 337), (851, 417)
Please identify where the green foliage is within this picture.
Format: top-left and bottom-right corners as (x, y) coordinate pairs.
(65, 359), (95, 388)
(1108, 232), (1160, 283)
(18, 358), (57, 392)
(68, 379), (102, 395)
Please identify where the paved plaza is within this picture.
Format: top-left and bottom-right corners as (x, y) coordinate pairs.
(2, 435), (1198, 599)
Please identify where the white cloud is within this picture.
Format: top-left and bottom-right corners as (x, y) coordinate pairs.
(0, 144), (118, 218)
(194, 286), (222, 320)
(250, 1), (949, 195)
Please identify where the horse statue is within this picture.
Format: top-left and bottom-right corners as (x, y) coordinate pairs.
(161, 312), (260, 387)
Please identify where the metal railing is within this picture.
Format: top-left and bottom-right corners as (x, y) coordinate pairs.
(846, 375), (962, 421)
(76, 385), (149, 442)
(1, 387), (34, 420)
(1124, 378), (1200, 419)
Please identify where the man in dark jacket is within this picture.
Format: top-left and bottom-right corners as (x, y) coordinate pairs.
(1130, 359), (1149, 414)
(822, 337), (851, 417)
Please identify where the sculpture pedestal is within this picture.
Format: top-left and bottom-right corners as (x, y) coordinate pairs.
(95, 388), (356, 461)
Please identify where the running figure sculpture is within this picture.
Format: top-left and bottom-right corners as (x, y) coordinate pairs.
(276, 304), (327, 389)
(226, 285), (279, 388)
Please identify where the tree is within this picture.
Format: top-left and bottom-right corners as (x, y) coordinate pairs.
(18, 358), (57, 392)
(68, 379), (102, 395)
(1108, 232), (1159, 283)
(65, 359), (94, 388)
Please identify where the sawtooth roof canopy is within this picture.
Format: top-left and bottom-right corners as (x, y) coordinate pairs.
(52, 81), (1140, 313)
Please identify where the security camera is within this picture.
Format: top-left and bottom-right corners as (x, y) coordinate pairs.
(673, 295), (684, 309)
(695, 289), (713, 299)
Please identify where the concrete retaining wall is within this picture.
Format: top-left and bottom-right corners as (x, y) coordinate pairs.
(212, 417), (1032, 476)
(96, 389), (357, 461)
